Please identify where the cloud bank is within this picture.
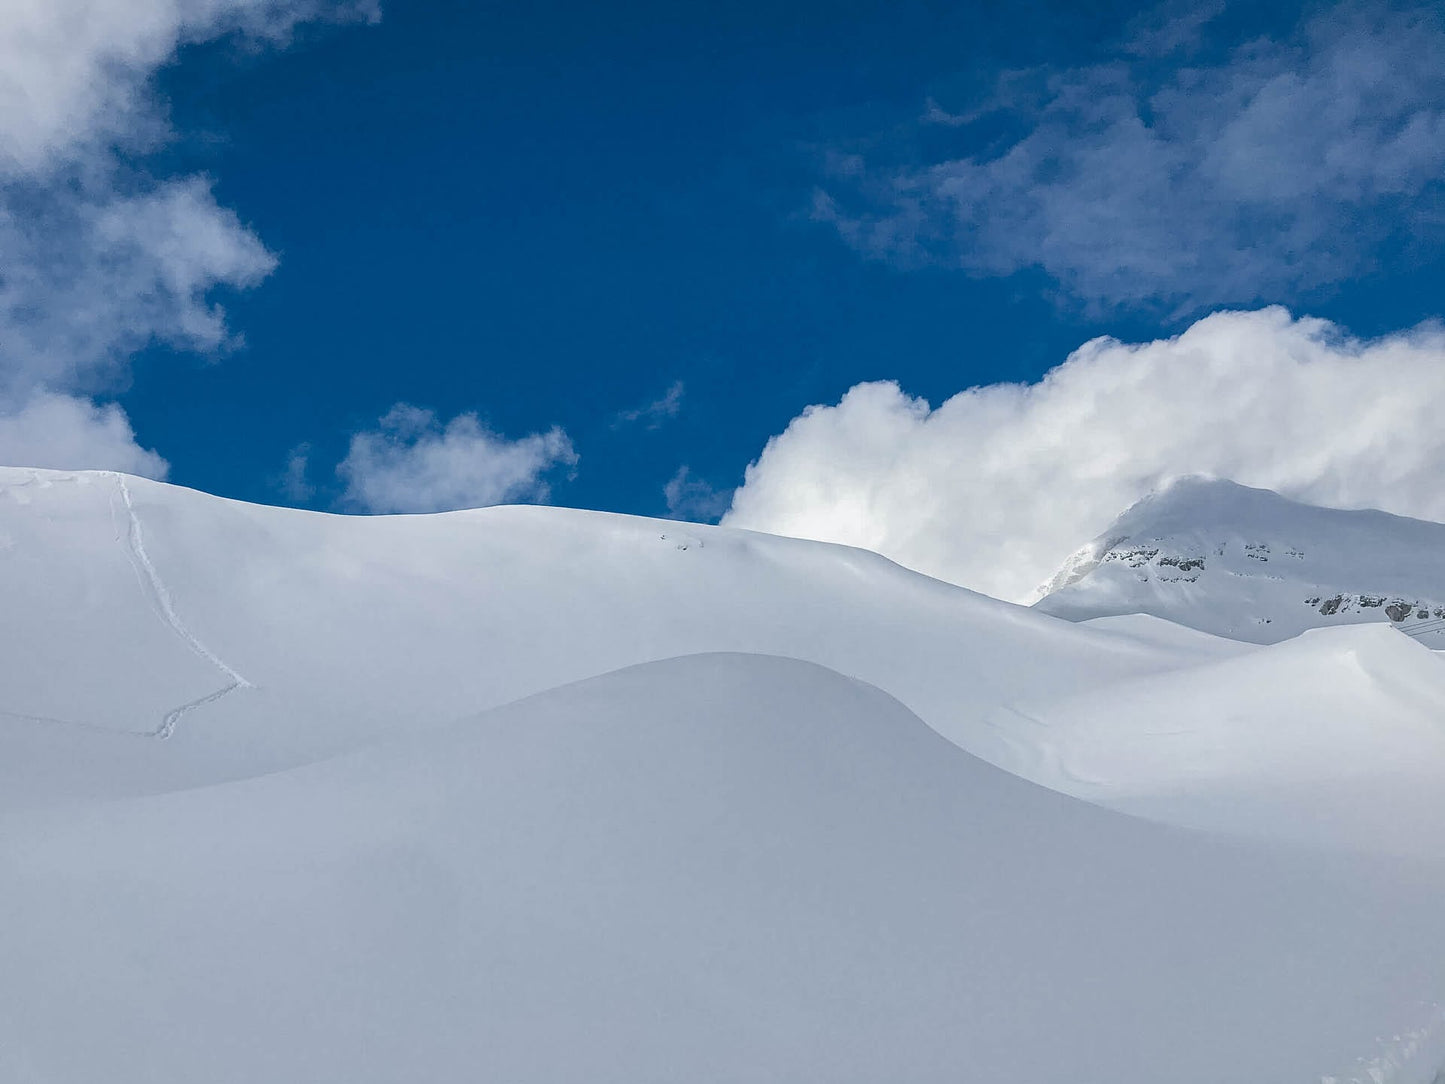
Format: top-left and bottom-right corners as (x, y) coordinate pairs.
(724, 308), (1445, 602)
(339, 404), (578, 514)
(817, 1), (1445, 310)
(0, 0), (374, 475)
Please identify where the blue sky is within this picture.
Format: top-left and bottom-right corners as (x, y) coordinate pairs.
(4, 0), (1445, 592)
(139, 0), (1130, 515)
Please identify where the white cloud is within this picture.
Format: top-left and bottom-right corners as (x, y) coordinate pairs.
(613, 380), (685, 429)
(0, 0), (373, 473)
(0, 0), (378, 175)
(818, 2), (1445, 310)
(724, 307), (1445, 602)
(338, 404), (578, 514)
(0, 177), (277, 398)
(0, 392), (167, 477)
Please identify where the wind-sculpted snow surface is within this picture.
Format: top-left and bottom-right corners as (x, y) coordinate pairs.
(4, 468), (1445, 1081)
(3, 654), (1445, 1084)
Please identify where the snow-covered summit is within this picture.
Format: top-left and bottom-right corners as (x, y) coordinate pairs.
(1033, 476), (1445, 644)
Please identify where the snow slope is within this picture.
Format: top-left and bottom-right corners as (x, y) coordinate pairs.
(0, 471), (234, 736)
(960, 623), (1445, 858)
(0, 466), (1208, 812)
(5, 467), (1445, 1081)
(5, 465), (1445, 854)
(5, 653), (1445, 1084)
(1034, 476), (1445, 645)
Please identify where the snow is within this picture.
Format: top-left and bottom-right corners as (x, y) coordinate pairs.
(0, 467), (1206, 812)
(5, 652), (1445, 1084)
(959, 623), (1445, 859)
(3, 466), (1445, 1082)
(0, 470), (229, 734)
(1034, 475), (1445, 644)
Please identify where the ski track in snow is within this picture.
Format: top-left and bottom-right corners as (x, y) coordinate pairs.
(112, 474), (251, 738)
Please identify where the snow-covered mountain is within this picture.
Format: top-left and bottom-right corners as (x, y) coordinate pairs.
(1033, 475), (1445, 645)
(5, 466), (1445, 1083)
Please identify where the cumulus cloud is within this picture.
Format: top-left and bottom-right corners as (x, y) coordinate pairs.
(338, 404), (578, 514)
(724, 308), (1445, 602)
(817, 2), (1445, 310)
(0, 0), (373, 475)
(0, 177), (276, 398)
(0, 0), (377, 175)
(0, 392), (167, 476)
(613, 380), (685, 429)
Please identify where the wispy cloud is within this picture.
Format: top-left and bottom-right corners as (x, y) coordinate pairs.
(0, 0), (375, 474)
(1121, 0), (1226, 57)
(663, 465), (729, 522)
(338, 404), (578, 514)
(613, 380), (686, 430)
(277, 442), (316, 502)
(816, 1), (1445, 312)
(726, 308), (1445, 602)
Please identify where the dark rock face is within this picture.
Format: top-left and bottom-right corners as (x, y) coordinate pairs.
(1311, 595), (1441, 623)
(1095, 545), (1208, 584)
(1158, 555), (1206, 572)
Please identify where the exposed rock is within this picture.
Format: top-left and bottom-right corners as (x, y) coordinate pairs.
(1158, 555), (1206, 572)
(1386, 601), (1415, 623)
(1034, 477), (1445, 645)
